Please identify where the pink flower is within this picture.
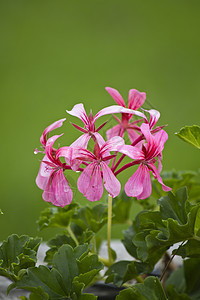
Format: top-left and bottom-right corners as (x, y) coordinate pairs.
(120, 123), (171, 200)
(36, 135), (73, 207)
(71, 136), (126, 201)
(39, 118), (66, 149)
(66, 103), (144, 149)
(105, 87), (146, 142)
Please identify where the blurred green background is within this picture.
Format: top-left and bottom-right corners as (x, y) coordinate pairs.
(0, 0), (200, 241)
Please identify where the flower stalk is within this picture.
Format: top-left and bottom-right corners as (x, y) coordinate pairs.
(67, 225), (79, 246)
(107, 193), (113, 265)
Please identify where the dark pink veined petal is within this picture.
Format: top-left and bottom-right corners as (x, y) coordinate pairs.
(94, 105), (125, 122)
(40, 118), (66, 147)
(128, 89), (146, 110)
(43, 169), (73, 207)
(101, 161), (121, 198)
(70, 133), (91, 149)
(140, 123), (153, 146)
(56, 146), (73, 166)
(93, 132), (106, 148)
(149, 163), (171, 192)
(118, 144), (145, 160)
(66, 103), (89, 126)
(140, 124), (159, 161)
(105, 87), (126, 107)
(153, 130), (168, 153)
(149, 109), (160, 128)
(72, 147), (96, 171)
(77, 163), (103, 201)
(143, 109), (160, 129)
(36, 155), (53, 190)
(125, 164), (151, 199)
(45, 134), (63, 164)
(137, 165), (152, 199)
(120, 107), (146, 119)
(94, 106), (146, 123)
(100, 136), (125, 157)
(106, 124), (123, 140)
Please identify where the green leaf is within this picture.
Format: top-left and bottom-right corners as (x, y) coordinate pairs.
(16, 265), (66, 299)
(16, 244), (103, 299)
(112, 191), (133, 224)
(174, 239), (200, 258)
(44, 234), (76, 264)
(158, 187), (188, 223)
(72, 204), (107, 233)
(123, 187), (200, 272)
(175, 125), (200, 149)
(166, 266), (186, 295)
(116, 276), (167, 300)
(105, 260), (138, 287)
(166, 258), (200, 299)
(122, 221), (140, 259)
(194, 207), (200, 235)
(167, 285), (191, 300)
(0, 209), (3, 214)
(184, 258), (200, 297)
(149, 170), (200, 204)
(0, 234), (41, 281)
(37, 203), (79, 231)
(53, 244), (79, 294)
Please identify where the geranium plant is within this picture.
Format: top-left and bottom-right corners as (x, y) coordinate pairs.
(0, 88), (200, 299)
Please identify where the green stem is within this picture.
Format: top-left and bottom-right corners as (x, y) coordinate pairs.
(135, 275), (144, 283)
(67, 226), (79, 246)
(193, 235), (200, 241)
(107, 194), (113, 264)
(98, 256), (112, 267)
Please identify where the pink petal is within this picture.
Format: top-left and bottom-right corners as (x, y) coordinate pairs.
(118, 145), (144, 160)
(140, 123), (153, 145)
(36, 155), (53, 190)
(101, 161), (121, 198)
(43, 169), (73, 207)
(77, 163), (103, 201)
(45, 134), (63, 164)
(73, 148), (96, 163)
(94, 105), (125, 122)
(70, 133), (91, 149)
(137, 165), (152, 199)
(149, 163), (171, 192)
(154, 130), (168, 152)
(94, 106), (146, 123)
(143, 109), (160, 129)
(100, 136), (125, 158)
(106, 124), (123, 140)
(40, 118), (66, 147)
(128, 89), (146, 110)
(93, 132), (106, 148)
(125, 164), (151, 199)
(55, 146), (73, 166)
(105, 87), (126, 107)
(66, 103), (89, 126)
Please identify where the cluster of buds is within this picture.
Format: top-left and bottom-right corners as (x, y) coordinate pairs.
(35, 87), (171, 207)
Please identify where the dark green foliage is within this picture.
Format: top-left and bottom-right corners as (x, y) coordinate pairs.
(0, 234), (41, 282)
(116, 276), (167, 300)
(15, 244), (102, 299)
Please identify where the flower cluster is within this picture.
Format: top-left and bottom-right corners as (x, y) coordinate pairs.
(35, 87), (171, 207)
